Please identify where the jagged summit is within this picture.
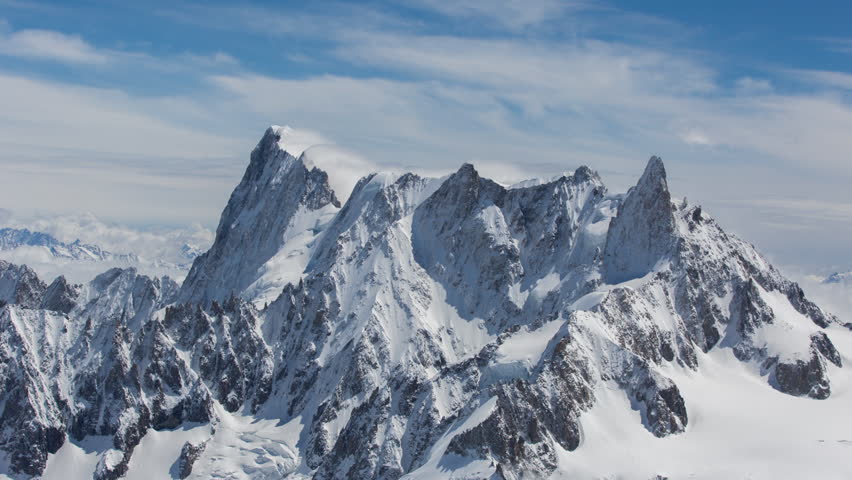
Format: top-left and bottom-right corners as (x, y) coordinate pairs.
(642, 154), (667, 182)
(0, 260), (46, 308)
(632, 155), (670, 206)
(602, 155), (676, 283)
(178, 127), (341, 306)
(572, 164), (598, 183)
(507, 164), (602, 190)
(457, 162), (477, 176)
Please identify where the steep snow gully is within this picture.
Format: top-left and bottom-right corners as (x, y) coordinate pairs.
(1, 126), (850, 480)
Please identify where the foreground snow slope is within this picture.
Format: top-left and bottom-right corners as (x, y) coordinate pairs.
(0, 128), (848, 480)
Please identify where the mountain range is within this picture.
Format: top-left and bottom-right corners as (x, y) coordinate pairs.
(0, 226), (203, 284)
(0, 228), (139, 263)
(824, 271), (852, 286)
(0, 126), (849, 479)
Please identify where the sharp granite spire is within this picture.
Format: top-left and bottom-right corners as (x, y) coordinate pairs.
(602, 155), (677, 283)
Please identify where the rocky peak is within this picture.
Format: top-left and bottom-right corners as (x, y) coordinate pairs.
(602, 156), (677, 283)
(571, 165), (598, 184)
(629, 155), (672, 216)
(427, 163), (506, 218)
(41, 275), (80, 313)
(243, 126), (308, 182)
(456, 162), (479, 180)
(178, 126), (342, 306)
(0, 260), (47, 308)
(641, 155), (667, 186)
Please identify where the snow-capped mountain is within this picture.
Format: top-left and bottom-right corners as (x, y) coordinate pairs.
(0, 227), (138, 263)
(0, 226), (206, 285)
(1, 126), (850, 480)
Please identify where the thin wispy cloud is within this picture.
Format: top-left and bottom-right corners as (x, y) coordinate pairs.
(402, 0), (591, 30)
(790, 69), (852, 90)
(815, 36), (852, 54)
(0, 27), (108, 63)
(735, 76), (773, 94)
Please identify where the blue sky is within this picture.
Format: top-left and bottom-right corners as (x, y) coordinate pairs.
(1, 0), (852, 272)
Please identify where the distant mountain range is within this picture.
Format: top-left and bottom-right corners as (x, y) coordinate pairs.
(0, 227), (140, 262)
(824, 271), (852, 285)
(0, 227), (202, 280)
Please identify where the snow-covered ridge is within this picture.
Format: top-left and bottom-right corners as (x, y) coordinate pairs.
(1, 126), (849, 480)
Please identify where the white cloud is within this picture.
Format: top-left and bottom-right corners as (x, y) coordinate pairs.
(301, 144), (380, 203)
(404, 0), (588, 30)
(815, 37), (852, 55)
(0, 72), (241, 159)
(735, 76), (773, 94)
(745, 198), (852, 225)
(0, 28), (108, 64)
(0, 72), (247, 223)
(192, 51), (239, 66)
(336, 32), (718, 106)
(791, 69), (852, 90)
(679, 129), (714, 146)
(330, 31), (852, 179)
(0, 23), (242, 74)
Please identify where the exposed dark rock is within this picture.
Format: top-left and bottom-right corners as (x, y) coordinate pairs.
(811, 332), (842, 367)
(775, 354), (831, 400)
(41, 275), (80, 313)
(176, 440), (208, 479)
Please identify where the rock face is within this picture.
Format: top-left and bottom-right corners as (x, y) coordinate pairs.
(0, 129), (846, 480)
(0, 267), (206, 476)
(41, 275), (80, 313)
